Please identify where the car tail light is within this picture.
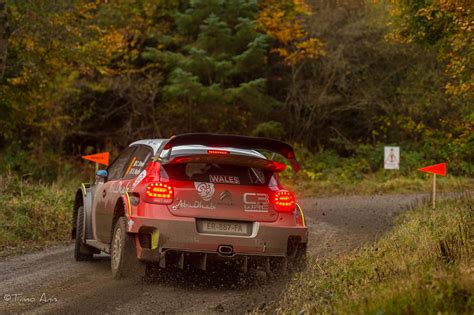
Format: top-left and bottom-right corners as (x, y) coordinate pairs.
(273, 190), (296, 212)
(144, 182), (174, 204)
(207, 149), (229, 155)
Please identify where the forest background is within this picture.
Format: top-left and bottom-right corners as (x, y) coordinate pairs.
(0, 0), (472, 193)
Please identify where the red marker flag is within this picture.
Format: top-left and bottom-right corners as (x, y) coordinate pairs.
(418, 162), (446, 176)
(82, 152), (110, 166)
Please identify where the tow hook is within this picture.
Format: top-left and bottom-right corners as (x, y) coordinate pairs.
(217, 245), (233, 256)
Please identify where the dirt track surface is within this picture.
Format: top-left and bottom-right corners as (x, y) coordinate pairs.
(0, 193), (436, 314)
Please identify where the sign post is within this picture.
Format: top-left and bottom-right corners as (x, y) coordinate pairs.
(418, 162), (446, 209)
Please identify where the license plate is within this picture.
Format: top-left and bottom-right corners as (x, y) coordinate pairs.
(199, 220), (249, 236)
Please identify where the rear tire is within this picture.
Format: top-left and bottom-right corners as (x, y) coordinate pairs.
(74, 206), (94, 261)
(110, 217), (145, 280)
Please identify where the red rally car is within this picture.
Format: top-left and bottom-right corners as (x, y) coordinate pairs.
(72, 134), (308, 279)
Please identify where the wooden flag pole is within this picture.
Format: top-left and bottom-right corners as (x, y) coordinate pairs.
(418, 163), (445, 210)
(94, 162), (99, 183)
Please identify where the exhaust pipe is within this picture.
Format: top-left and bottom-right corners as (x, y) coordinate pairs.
(217, 245), (233, 256)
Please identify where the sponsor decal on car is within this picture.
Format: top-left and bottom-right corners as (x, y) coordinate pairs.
(217, 190), (233, 206)
(209, 175), (240, 185)
(194, 182), (215, 201)
(243, 193), (270, 212)
(172, 199), (216, 210)
(128, 160), (145, 176)
(110, 181), (131, 194)
(131, 170), (146, 190)
(127, 218), (134, 230)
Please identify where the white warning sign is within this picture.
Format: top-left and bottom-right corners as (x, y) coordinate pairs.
(384, 146), (400, 170)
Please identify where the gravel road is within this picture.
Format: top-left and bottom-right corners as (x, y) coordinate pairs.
(0, 193), (436, 314)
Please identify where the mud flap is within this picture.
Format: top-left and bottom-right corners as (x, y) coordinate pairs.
(199, 253), (207, 271)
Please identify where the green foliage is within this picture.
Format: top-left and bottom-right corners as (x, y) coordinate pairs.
(0, 173), (75, 253)
(252, 121), (284, 139)
(389, 0), (473, 96)
(270, 196), (474, 314)
(280, 144), (473, 197)
(0, 145), (73, 182)
(293, 143), (471, 181)
(157, 0), (278, 134)
(0, 0), (472, 182)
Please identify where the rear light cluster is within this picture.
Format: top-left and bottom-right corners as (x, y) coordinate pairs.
(144, 182), (174, 204)
(207, 149), (229, 155)
(273, 190), (296, 212)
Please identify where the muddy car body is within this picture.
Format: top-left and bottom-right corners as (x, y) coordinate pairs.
(72, 134), (308, 278)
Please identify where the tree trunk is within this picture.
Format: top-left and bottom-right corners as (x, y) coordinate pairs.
(0, 0), (7, 80)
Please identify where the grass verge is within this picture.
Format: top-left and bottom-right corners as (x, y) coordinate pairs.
(268, 195), (473, 314)
(0, 174), (75, 257)
(283, 174), (473, 198)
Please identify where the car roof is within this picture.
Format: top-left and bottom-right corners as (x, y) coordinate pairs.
(129, 139), (266, 159)
(129, 139), (166, 154)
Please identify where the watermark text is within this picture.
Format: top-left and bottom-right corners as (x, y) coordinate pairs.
(3, 293), (58, 304)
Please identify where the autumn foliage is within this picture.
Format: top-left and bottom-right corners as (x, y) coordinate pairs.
(388, 0), (473, 97)
(0, 0), (472, 179)
(257, 0), (324, 64)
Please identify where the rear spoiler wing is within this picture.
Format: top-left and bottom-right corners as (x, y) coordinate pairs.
(162, 133), (300, 173)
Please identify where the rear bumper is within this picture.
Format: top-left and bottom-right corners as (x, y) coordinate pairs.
(127, 214), (308, 262)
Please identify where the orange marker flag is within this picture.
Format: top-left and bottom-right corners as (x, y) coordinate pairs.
(418, 162), (446, 176)
(82, 152), (110, 166)
(418, 162), (446, 210)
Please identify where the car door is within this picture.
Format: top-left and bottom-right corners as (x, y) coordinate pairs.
(93, 146), (136, 243)
(102, 144), (154, 225)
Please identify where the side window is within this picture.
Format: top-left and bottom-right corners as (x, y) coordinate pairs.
(107, 147), (136, 181)
(122, 146), (153, 180)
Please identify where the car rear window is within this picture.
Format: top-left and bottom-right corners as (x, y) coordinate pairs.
(162, 163), (273, 185)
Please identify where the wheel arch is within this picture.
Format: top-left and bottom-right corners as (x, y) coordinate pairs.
(111, 197), (127, 241)
(72, 184), (91, 239)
